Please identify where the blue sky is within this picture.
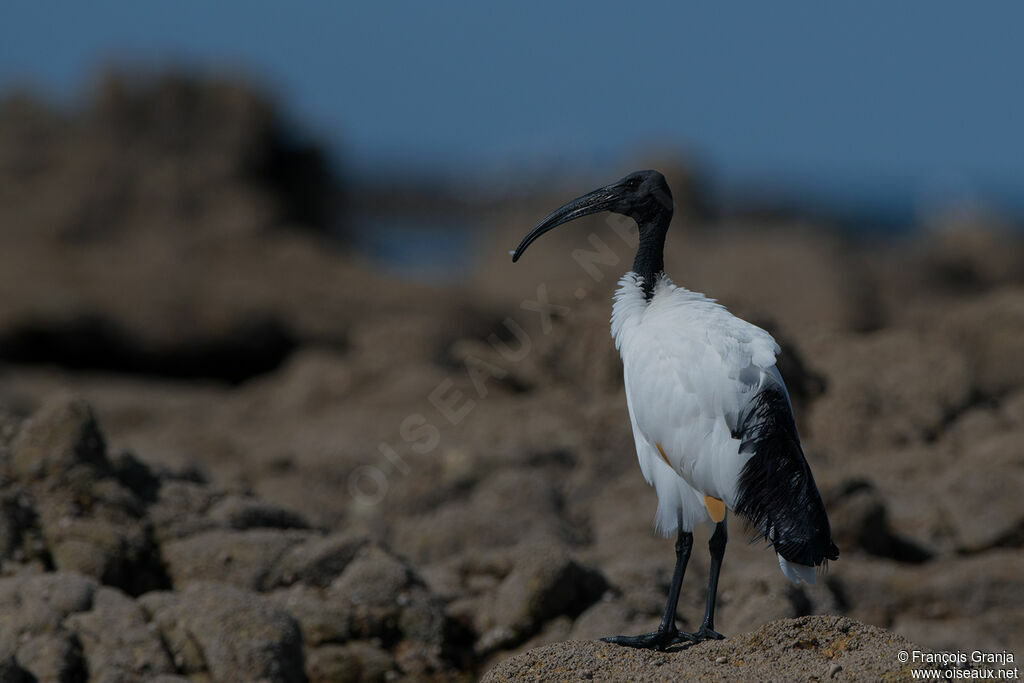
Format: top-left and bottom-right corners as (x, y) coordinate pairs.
(3, 2), (1022, 213)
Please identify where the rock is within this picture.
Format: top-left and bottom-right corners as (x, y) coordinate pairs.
(909, 287), (1024, 397)
(933, 432), (1024, 552)
(892, 608), (1024, 654)
(482, 616), (928, 681)
(716, 583), (799, 638)
(161, 528), (309, 590)
(65, 586), (175, 680)
(266, 531), (368, 588)
(147, 479), (222, 542)
(140, 581), (305, 682)
(0, 572), (97, 636)
(826, 479), (932, 562)
(207, 494), (310, 531)
(0, 656), (33, 683)
(10, 393), (108, 481)
(306, 642), (396, 683)
(0, 490), (45, 565)
(267, 584), (352, 646)
(568, 601), (634, 642)
(5, 395), (166, 593)
(13, 632), (83, 683)
(390, 468), (573, 564)
(0, 572), (97, 682)
(479, 544), (608, 652)
(834, 549), (1024, 639)
(807, 329), (972, 454)
(328, 544), (447, 647)
(41, 514), (159, 594)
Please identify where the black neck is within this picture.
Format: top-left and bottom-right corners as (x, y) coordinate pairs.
(633, 210), (671, 300)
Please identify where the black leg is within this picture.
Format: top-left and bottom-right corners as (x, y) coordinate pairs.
(694, 519), (727, 641)
(601, 516), (696, 651)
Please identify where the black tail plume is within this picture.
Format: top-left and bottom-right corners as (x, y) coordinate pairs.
(734, 387), (839, 567)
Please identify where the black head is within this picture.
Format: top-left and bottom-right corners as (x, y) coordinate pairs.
(511, 170), (674, 262)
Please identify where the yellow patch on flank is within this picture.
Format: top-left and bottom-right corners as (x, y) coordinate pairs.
(655, 443), (672, 468)
(704, 495), (726, 523)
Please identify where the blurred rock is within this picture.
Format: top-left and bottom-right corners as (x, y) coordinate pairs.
(807, 329), (972, 454)
(140, 581), (305, 682)
(65, 586), (175, 680)
(892, 609), (1024, 654)
(567, 600), (634, 641)
(7, 394), (165, 594)
(0, 657), (33, 683)
(268, 583), (352, 647)
(910, 287), (1024, 398)
(932, 433), (1024, 553)
(0, 71), (352, 386)
(0, 71), (336, 244)
(306, 642), (396, 683)
(0, 572), (96, 682)
(477, 544), (607, 653)
(161, 528), (309, 590)
(13, 633), (82, 683)
(328, 544), (446, 646)
(391, 468), (574, 565)
(826, 479), (932, 562)
(267, 531), (368, 588)
(10, 392), (108, 481)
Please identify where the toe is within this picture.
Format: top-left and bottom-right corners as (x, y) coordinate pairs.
(696, 627), (724, 641)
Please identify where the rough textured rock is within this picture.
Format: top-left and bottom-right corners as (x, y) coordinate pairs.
(268, 584), (353, 647)
(140, 581), (305, 682)
(826, 479), (932, 562)
(161, 528), (309, 590)
(65, 586), (175, 681)
(932, 433), (1024, 552)
(0, 657), (34, 683)
(477, 544), (608, 653)
(0, 572), (98, 636)
(483, 616), (935, 681)
(0, 572), (97, 682)
(306, 642), (397, 683)
(909, 287), (1024, 397)
(807, 330), (973, 454)
(208, 494), (311, 531)
(267, 531), (368, 588)
(329, 544), (447, 646)
(390, 468), (574, 565)
(6, 394), (165, 594)
(12, 632), (83, 683)
(10, 393), (108, 480)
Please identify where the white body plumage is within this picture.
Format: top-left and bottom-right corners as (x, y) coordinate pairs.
(611, 272), (815, 584)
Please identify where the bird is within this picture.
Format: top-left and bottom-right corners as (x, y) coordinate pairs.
(511, 170), (838, 651)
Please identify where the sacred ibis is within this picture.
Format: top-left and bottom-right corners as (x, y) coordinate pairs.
(511, 170), (838, 650)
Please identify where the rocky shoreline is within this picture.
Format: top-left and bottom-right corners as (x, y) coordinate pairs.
(2, 74), (1023, 681)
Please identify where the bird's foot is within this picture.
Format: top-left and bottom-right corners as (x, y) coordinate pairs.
(600, 629), (691, 651)
(692, 624), (725, 642)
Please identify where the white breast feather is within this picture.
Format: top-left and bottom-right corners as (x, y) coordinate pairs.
(612, 273), (785, 534)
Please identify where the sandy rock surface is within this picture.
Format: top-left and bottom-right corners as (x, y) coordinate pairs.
(484, 616), (931, 682)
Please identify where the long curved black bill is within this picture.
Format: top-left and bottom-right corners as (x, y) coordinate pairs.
(511, 185), (618, 262)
